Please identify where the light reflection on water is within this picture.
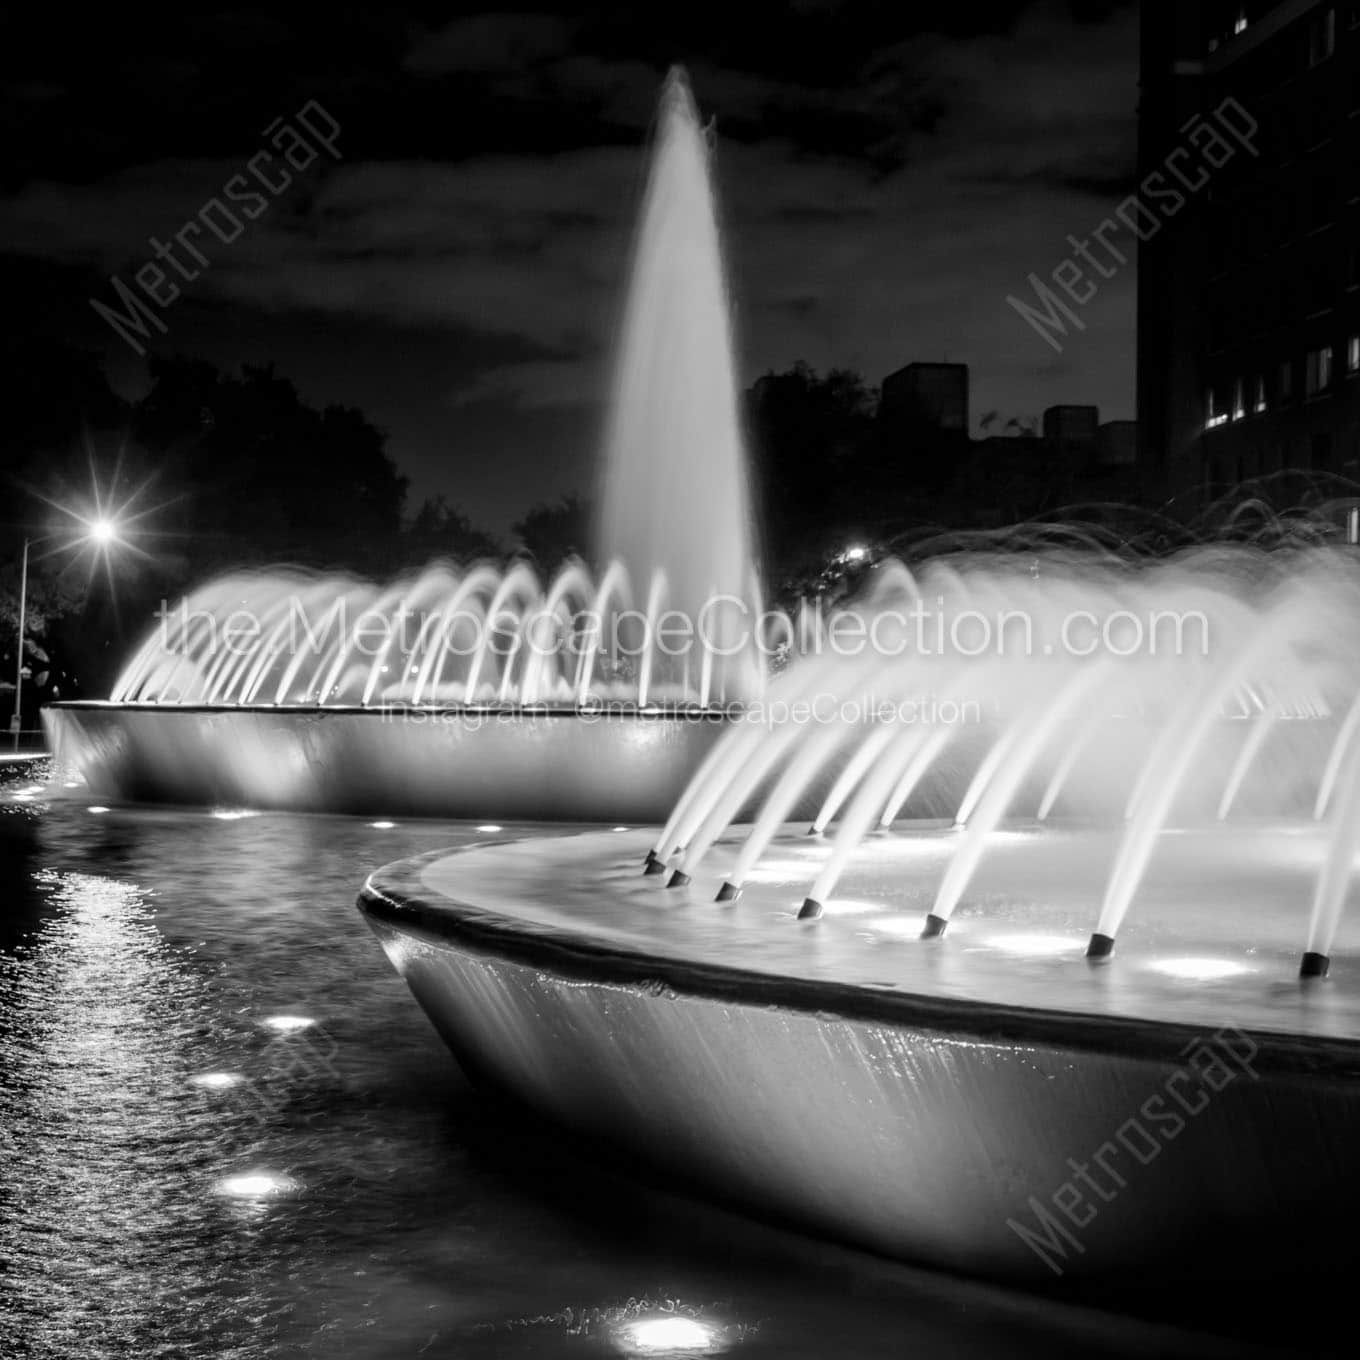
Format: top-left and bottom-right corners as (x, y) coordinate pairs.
(0, 763), (1255, 1358)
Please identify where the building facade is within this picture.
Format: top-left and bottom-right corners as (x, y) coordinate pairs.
(880, 362), (969, 435)
(1139, 0), (1360, 505)
(1097, 419), (1138, 468)
(1043, 404), (1100, 453)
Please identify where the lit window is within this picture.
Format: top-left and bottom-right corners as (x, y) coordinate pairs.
(1310, 8), (1337, 66)
(1232, 377), (1246, 420)
(1206, 387), (1228, 429)
(1234, 10), (1248, 35)
(1253, 374), (1268, 412)
(1306, 345), (1335, 394)
(1349, 335), (1360, 372)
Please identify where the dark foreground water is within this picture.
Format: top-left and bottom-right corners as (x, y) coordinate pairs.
(0, 760), (1304, 1359)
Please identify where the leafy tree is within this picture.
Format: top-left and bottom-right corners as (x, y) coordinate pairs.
(745, 363), (888, 584)
(129, 357), (409, 574)
(513, 494), (590, 575)
(403, 495), (500, 565)
(0, 560), (88, 640)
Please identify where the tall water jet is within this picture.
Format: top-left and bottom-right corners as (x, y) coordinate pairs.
(596, 67), (758, 699)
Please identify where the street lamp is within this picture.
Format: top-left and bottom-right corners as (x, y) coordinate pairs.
(10, 519), (122, 749)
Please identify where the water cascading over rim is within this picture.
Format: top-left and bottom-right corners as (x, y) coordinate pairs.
(107, 560), (757, 709)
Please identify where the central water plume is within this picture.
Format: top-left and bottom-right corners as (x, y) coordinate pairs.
(596, 67), (758, 699)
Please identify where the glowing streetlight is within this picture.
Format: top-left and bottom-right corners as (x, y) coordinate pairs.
(833, 544), (870, 568)
(10, 518), (124, 749)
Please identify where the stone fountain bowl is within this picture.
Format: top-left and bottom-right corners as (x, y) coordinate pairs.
(41, 700), (738, 821)
(358, 822), (1360, 1293)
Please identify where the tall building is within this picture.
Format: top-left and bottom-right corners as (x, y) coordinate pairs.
(880, 362), (969, 434)
(1138, 1), (1360, 504)
(1096, 420), (1138, 467)
(1043, 404), (1100, 452)
(873, 359), (1134, 521)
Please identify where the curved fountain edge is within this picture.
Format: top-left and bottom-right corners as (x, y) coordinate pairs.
(357, 841), (1360, 1291)
(42, 702), (738, 820)
(47, 700), (743, 717)
(358, 846), (1360, 1078)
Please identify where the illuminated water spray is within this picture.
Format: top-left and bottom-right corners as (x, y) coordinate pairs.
(597, 67), (759, 700)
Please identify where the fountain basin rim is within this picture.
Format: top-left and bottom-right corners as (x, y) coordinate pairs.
(43, 704), (738, 820)
(50, 699), (746, 720)
(358, 846), (1360, 1080)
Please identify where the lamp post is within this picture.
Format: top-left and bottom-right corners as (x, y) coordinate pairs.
(10, 536), (29, 746)
(10, 519), (119, 751)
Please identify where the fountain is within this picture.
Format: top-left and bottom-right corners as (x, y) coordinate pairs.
(41, 56), (1360, 1296)
(361, 541), (1360, 1289)
(44, 68), (762, 820)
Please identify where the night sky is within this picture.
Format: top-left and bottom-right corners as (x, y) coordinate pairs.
(0, 2), (1138, 537)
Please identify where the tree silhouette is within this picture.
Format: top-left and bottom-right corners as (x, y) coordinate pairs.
(514, 494), (590, 575)
(130, 357), (409, 573)
(745, 363), (894, 586)
(403, 494), (500, 565)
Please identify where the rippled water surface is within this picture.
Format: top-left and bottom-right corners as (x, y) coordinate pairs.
(0, 760), (1293, 1358)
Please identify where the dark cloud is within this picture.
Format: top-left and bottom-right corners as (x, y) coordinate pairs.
(405, 13), (574, 75)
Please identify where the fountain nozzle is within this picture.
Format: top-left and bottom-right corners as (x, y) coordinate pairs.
(667, 869), (691, 888)
(798, 897), (823, 920)
(643, 850), (667, 876)
(1086, 932), (1116, 960)
(921, 913), (948, 939)
(715, 881), (741, 902)
(1300, 951), (1330, 979)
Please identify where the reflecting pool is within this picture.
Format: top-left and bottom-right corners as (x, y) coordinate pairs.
(0, 760), (1289, 1358)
